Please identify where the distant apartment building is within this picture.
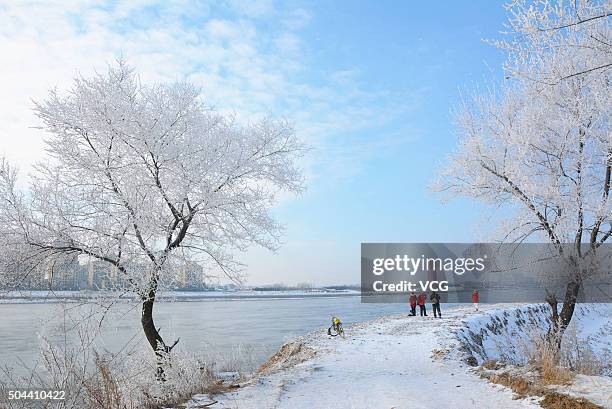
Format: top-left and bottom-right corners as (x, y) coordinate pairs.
(6, 256), (210, 291)
(43, 255), (85, 290)
(40, 257), (116, 291)
(175, 261), (208, 290)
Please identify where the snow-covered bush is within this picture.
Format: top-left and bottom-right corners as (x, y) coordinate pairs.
(0, 303), (257, 408)
(0, 337), (225, 409)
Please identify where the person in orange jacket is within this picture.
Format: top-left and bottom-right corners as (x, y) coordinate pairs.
(409, 293), (417, 316)
(472, 289), (479, 311)
(417, 292), (427, 316)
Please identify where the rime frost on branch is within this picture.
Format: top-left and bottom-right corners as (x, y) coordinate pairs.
(435, 0), (610, 334)
(0, 60), (305, 297)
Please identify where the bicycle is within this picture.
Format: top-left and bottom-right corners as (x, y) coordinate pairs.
(327, 316), (345, 338)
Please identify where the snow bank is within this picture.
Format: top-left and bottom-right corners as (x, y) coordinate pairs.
(456, 303), (612, 374)
(456, 304), (552, 365)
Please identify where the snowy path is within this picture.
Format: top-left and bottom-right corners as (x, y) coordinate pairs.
(198, 305), (542, 409)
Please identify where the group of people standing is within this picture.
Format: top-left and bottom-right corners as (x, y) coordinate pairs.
(408, 291), (441, 318)
(408, 289), (480, 318)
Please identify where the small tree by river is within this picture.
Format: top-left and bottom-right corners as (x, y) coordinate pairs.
(0, 60), (304, 379)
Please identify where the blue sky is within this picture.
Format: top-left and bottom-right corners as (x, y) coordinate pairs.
(0, 0), (511, 285)
(243, 1), (510, 285)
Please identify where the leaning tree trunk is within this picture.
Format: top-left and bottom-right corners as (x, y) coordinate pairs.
(141, 275), (179, 381)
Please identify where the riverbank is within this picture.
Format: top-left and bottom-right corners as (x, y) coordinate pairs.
(0, 289), (360, 304)
(181, 304), (612, 409)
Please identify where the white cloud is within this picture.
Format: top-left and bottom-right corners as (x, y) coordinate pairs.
(205, 19), (252, 40)
(281, 7), (311, 30)
(274, 32), (300, 54)
(0, 1), (408, 176)
(0, 0), (416, 284)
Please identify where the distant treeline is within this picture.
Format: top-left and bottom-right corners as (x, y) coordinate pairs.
(251, 284), (359, 291)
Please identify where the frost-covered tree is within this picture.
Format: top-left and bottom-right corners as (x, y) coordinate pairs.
(497, 0), (611, 83)
(437, 0), (610, 341)
(0, 61), (304, 375)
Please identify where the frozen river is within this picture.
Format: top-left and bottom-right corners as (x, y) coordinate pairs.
(0, 295), (411, 372)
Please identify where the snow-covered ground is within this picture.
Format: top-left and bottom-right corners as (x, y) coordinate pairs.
(181, 305), (529, 408)
(180, 303), (612, 409)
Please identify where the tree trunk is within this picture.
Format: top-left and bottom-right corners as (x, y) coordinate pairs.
(141, 296), (164, 351)
(141, 294), (165, 380)
(141, 284), (179, 380)
(558, 279), (580, 331)
(545, 291), (559, 323)
(547, 279), (581, 359)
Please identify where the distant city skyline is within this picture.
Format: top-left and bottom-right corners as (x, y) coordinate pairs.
(2, 257), (214, 291)
(0, 1), (508, 285)
(3, 256), (354, 290)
